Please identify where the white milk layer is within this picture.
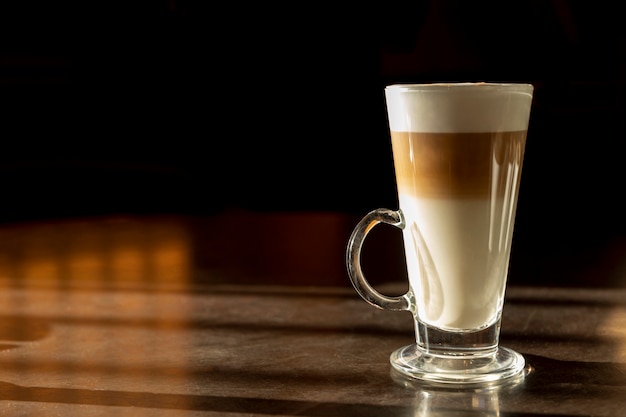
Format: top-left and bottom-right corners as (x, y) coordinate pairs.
(385, 83), (533, 133)
(399, 194), (518, 330)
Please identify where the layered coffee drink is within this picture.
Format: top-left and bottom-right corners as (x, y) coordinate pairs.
(347, 83), (533, 384)
(386, 84), (532, 331)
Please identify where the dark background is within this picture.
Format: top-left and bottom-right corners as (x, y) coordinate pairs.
(1, 1), (625, 286)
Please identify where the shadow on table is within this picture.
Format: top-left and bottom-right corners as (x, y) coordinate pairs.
(523, 353), (626, 391)
(1, 354), (623, 416)
(0, 380), (569, 417)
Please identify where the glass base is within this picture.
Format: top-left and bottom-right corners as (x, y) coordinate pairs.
(390, 343), (526, 386)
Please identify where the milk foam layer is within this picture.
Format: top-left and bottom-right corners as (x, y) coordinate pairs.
(385, 83), (533, 133)
(400, 195), (515, 330)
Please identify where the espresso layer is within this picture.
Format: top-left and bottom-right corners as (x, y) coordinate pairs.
(391, 131), (527, 198)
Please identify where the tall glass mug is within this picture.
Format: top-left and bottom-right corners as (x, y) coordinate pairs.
(346, 83), (533, 385)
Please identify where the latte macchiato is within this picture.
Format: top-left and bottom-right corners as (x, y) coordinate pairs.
(385, 83), (532, 331)
(346, 83), (533, 384)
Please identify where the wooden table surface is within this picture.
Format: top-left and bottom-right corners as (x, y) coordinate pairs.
(0, 211), (624, 416)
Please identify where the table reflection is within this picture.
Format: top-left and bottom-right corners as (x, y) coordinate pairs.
(414, 389), (501, 417)
(391, 368), (528, 417)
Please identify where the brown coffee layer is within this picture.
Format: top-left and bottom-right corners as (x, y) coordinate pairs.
(391, 131), (527, 198)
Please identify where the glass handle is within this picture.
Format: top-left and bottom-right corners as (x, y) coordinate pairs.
(346, 208), (411, 311)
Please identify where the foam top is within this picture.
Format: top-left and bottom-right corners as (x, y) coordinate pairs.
(385, 83), (533, 133)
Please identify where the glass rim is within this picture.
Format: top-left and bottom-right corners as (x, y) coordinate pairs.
(385, 82), (533, 93)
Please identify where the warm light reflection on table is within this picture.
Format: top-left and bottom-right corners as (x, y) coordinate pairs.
(0, 216), (192, 286)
